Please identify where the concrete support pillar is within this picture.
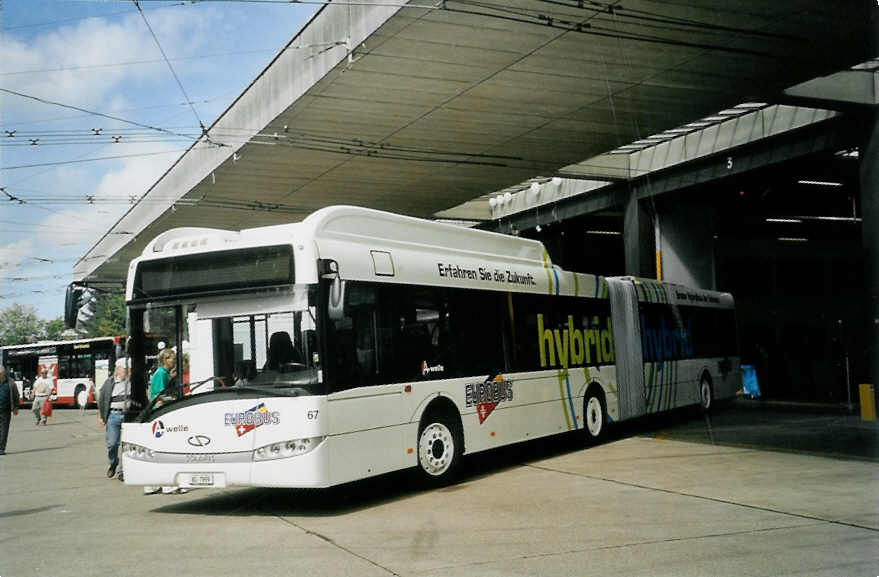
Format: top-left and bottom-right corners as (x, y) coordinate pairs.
(657, 202), (716, 290)
(623, 187), (655, 278)
(860, 109), (878, 398)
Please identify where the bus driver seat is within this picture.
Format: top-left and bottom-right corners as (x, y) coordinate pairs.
(264, 331), (302, 371)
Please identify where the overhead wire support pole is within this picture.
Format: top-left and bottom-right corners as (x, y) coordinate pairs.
(132, 0), (223, 146)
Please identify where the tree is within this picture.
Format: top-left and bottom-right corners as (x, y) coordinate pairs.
(88, 292), (126, 338)
(43, 317), (67, 341)
(0, 303), (44, 346)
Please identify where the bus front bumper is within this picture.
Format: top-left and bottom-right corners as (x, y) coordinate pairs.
(121, 438), (331, 489)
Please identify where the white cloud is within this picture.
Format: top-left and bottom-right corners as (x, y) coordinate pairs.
(0, 239), (34, 272)
(1, 6), (220, 121)
(2, 6), (222, 251)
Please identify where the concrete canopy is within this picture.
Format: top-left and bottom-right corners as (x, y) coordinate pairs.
(73, 0), (875, 285)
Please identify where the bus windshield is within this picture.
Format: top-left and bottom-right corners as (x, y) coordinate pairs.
(128, 285), (322, 409)
(214, 307), (321, 391)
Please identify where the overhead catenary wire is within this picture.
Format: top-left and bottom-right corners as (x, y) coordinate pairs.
(92, 0), (783, 55)
(0, 218), (101, 233)
(80, 0), (441, 8)
(440, 2), (771, 56)
(531, 0), (801, 41)
(133, 0), (213, 140)
(0, 88), (207, 143)
(3, 1), (189, 31)
(0, 147), (210, 170)
(4, 95), (234, 128)
(0, 48), (284, 77)
(217, 127), (523, 161)
(1, 137), (198, 147)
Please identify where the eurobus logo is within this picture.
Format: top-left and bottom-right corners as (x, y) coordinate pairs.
(465, 374), (513, 424)
(152, 420), (165, 438)
(224, 403), (280, 437)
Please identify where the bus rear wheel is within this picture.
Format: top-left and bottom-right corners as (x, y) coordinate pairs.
(417, 412), (462, 486)
(74, 385), (88, 409)
(699, 375), (713, 413)
(583, 390), (607, 443)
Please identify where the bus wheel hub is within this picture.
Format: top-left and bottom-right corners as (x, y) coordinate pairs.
(420, 422), (453, 476)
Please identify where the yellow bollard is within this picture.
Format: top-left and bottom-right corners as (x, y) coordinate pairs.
(859, 384), (875, 421)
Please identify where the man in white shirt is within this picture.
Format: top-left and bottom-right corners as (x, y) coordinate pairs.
(32, 369), (54, 426)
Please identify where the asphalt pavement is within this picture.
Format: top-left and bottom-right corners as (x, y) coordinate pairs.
(1, 401), (876, 577)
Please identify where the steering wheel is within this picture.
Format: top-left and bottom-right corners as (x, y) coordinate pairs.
(279, 362), (307, 373)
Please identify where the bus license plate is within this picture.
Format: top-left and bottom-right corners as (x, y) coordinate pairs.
(187, 473), (214, 486)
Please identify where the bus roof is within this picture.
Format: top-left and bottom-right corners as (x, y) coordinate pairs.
(0, 336), (118, 351)
(127, 206), (732, 305)
(304, 205), (548, 267)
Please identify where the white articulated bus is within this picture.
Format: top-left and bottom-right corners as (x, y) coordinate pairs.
(120, 206), (739, 489)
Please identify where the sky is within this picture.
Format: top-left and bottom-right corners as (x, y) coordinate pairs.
(0, 0), (318, 320)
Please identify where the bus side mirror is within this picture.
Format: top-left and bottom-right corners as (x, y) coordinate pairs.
(64, 284), (83, 329)
(328, 277), (346, 321)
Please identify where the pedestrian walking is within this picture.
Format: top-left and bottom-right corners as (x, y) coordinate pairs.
(98, 359), (129, 480)
(32, 368), (54, 426)
(0, 365), (21, 455)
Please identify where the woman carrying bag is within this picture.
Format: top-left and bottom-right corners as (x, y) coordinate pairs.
(32, 369), (54, 426)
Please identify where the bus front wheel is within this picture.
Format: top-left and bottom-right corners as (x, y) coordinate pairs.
(583, 389), (607, 443)
(417, 411), (462, 486)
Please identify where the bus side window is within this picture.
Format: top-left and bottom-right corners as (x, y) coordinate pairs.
(59, 356), (70, 379)
(447, 289), (505, 377)
(393, 287), (439, 379)
(327, 282), (380, 390)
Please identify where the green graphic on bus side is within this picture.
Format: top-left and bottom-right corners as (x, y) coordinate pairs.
(537, 314), (615, 368)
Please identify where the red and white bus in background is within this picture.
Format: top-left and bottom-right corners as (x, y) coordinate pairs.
(0, 337), (120, 409)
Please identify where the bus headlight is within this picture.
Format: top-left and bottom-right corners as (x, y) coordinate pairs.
(123, 442), (156, 461)
(253, 437), (324, 461)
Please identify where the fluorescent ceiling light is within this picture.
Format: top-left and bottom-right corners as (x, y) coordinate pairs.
(794, 215), (862, 223)
(766, 218), (802, 223)
(797, 180), (843, 187)
(702, 116), (726, 122)
(736, 102), (768, 108)
(834, 148), (859, 159)
(435, 219), (481, 227)
(684, 122), (711, 128)
(586, 230), (621, 236)
(717, 109), (743, 116)
(777, 237), (808, 242)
